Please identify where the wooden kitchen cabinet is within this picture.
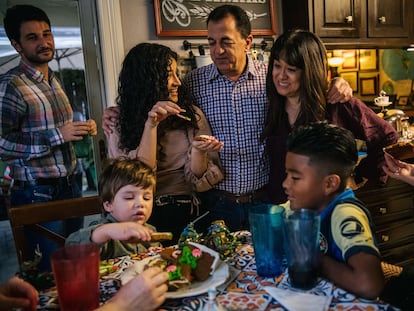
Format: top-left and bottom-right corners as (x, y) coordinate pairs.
(312, 0), (362, 38)
(355, 178), (414, 267)
(282, 0), (414, 48)
(367, 0), (410, 38)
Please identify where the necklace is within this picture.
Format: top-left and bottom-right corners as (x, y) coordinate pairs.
(286, 104), (301, 127)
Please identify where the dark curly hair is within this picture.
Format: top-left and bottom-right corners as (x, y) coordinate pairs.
(116, 43), (199, 159)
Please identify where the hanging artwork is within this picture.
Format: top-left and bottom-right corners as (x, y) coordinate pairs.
(360, 77), (378, 96)
(359, 49), (378, 71)
(153, 0), (277, 36)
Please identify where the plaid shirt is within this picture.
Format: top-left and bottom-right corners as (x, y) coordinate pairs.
(184, 57), (269, 194)
(0, 61), (76, 181)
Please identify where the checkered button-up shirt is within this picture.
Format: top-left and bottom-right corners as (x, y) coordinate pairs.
(184, 57), (269, 194)
(0, 61), (76, 181)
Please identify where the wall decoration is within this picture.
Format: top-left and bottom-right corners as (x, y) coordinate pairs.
(154, 0), (277, 37)
(341, 50), (357, 70)
(398, 96), (408, 106)
(360, 77), (377, 95)
(340, 71), (358, 92)
(394, 80), (413, 96)
(382, 49), (414, 81)
(359, 49), (378, 71)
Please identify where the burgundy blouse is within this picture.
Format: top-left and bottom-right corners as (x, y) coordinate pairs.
(267, 97), (399, 204)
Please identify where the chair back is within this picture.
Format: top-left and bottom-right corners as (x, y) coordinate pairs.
(8, 195), (102, 266)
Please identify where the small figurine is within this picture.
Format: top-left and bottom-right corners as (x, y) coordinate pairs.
(18, 246), (55, 290)
(177, 212), (210, 248)
(204, 220), (239, 260)
(178, 222), (201, 248)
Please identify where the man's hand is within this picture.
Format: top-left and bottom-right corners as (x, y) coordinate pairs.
(327, 77), (353, 104)
(102, 106), (120, 136)
(60, 121), (93, 142)
(87, 119), (98, 136)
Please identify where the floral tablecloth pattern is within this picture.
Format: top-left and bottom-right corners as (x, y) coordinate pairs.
(38, 231), (400, 310)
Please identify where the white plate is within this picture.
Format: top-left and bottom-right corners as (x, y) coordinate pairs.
(120, 244), (230, 299)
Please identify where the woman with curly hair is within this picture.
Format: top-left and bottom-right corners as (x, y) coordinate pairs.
(105, 43), (223, 243)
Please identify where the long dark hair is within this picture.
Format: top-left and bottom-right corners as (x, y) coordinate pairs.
(116, 43), (199, 158)
(261, 29), (328, 140)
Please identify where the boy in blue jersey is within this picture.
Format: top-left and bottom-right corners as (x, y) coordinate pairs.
(284, 121), (414, 309)
(283, 122), (384, 299)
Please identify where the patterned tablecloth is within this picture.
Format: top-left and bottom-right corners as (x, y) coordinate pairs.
(38, 231), (400, 310)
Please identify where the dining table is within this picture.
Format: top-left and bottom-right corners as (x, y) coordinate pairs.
(37, 231), (401, 311)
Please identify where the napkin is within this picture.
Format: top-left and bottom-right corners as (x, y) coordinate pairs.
(264, 286), (332, 311)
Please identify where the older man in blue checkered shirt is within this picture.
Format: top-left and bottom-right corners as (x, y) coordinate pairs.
(102, 5), (352, 232)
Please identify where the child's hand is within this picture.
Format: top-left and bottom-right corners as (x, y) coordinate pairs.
(92, 222), (153, 244)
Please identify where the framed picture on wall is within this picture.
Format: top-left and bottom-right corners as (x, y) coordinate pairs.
(153, 0), (277, 36)
(360, 77), (377, 95)
(340, 71), (358, 92)
(341, 50), (357, 70)
(398, 96), (409, 106)
(395, 80), (413, 96)
(359, 49), (378, 71)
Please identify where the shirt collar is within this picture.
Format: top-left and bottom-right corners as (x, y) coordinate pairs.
(19, 60), (54, 83)
(208, 55), (257, 81)
(320, 188), (355, 220)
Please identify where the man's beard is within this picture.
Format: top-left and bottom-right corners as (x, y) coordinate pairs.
(26, 49), (54, 65)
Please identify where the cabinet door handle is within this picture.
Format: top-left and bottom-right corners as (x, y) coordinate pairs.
(379, 207), (387, 215)
(381, 235), (390, 242)
(378, 16), (386, 24)
(345, 15), (353, 23)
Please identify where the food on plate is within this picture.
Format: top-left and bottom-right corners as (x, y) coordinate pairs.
(99, 260), (118, 276)
(194, 134), (213, 141)
(144, 244), (216, 291)
(383, 141), (414, 160)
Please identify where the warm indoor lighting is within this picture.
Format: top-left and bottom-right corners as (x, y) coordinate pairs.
(328, 57), (344, 67)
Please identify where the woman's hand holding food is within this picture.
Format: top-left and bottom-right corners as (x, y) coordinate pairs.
(383, 152), (414, 186)
(191, 135), (224, 177)
(146, 101), (188, 127)
(192, 135), (224, 153)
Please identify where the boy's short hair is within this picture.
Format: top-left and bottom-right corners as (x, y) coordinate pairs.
(98, 158), (156, 204)
(4, 5), (51, 43)
(287, 122), (358, 190)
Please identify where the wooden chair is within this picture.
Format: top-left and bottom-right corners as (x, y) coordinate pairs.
(8, 195), (102, 266)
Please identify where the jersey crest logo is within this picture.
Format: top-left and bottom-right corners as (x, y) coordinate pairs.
(340, 216), (364, 239)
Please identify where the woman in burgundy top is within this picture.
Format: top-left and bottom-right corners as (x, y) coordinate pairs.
(262, 30), (398, 204)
